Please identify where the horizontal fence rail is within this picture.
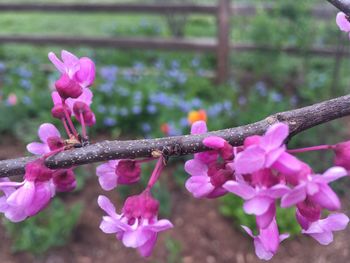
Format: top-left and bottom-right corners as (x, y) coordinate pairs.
(0, 3), (338, 19)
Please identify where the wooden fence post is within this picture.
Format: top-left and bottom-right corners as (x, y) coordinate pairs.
(216, 0), (231, 84)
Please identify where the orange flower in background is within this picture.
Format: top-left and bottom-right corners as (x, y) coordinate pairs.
(187, 109), (207, 125)
(160, 123), (170, 135)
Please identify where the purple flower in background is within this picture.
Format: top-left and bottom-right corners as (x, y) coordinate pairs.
(98, 193), (173, 257)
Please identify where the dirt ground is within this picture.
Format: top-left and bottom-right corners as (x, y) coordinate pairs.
(0, 140), (349, 263)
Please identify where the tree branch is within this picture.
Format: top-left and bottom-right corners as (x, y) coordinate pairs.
(327, 0), (350, 16)
(0, 94), (350, 177)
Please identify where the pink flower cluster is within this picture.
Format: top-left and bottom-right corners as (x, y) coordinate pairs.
(0, 50), (96, 222)
(96, 155), (173, 257)
(185, 121), (349, 260)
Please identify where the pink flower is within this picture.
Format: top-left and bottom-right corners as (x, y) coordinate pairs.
(336, 12), (350, 38)
(234, 123), (302, 175)
(66, 88), (96, 126)
(224, 181), (289, 228)
(26, 123), (64, 155)
(0, 160), (56, 222)
(96, 160), (141, 191)
(281, 167), (347, 211)
(242, 219), (289, 261)
(98, 192), (173, 257)
(184, 121), (234, 198)
(302, 213), (349, 245)
(48, 50), (95, 99)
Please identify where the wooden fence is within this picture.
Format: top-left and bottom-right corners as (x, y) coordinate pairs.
(0, 1), (342, 83)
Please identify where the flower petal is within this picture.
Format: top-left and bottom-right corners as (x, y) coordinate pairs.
(336, 12), (350, 32)
(75, 57), (95, 88)
(256, 204), (276, 229)
(185, 176), (214, 198)
(97, 195), (118, 217)
(223, 180), (256, 200)
(38, 123), (60, 143)
(96, 162), (118, 191)
(234, 146), (266, 174)
(243, 196), (273, 216)
(184, 159), (208, 177)
(137, 233), (157, 257)
(48, 52), (65, 73)
(190, 121), (207, 134)
(260, 123), (289, 151)
(309, 184), (340, 211)
(281, 184), (306, 208)
(7, 181), (35, 207)
(203, 136), (226, 149)
(321, 213), (349, 232)
(322, 166), (347, 183)
(147, 219), (173, 232)
(26, 142), (49, 155)
(122, 228), (153, 248)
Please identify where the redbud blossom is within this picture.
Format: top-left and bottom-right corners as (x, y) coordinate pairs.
(26, 123), (64, 155)
(96, 159), (141, 191)
(98, 193), (173, 257)
(302, 213), (349, 245)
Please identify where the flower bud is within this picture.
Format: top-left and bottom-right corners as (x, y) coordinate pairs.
(55, 73), (82, 99)
(334, 141), (350, 170)
(47, 136), (65, 151)
(116, 160), (141, 184)
(51, 104), (71, 119)
(53, 169), (76, 192)
(122, 191), (159, 220)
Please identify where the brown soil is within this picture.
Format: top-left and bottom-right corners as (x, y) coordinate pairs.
(0, 142), (349, 263)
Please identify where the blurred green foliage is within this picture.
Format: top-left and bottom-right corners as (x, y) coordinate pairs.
(3, 199), (82, 255)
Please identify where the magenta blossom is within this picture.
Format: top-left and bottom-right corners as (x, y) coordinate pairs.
(48, 50), (95, 98)
(66, 88), (96, 126)
(234, 123), (302, 175)
(302, 213), (349, 245)
(26, 123), (64, 155)
(242, 218), (289, 261)
(0, 160), (56, 222)
(96, 159), (141, 191)
(98, 192), (173, 257)
(281, 166), (347, 211)
(184, 121), (234, 198)
(336, 12), (350, 38)
(224, 180), (289, 228)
